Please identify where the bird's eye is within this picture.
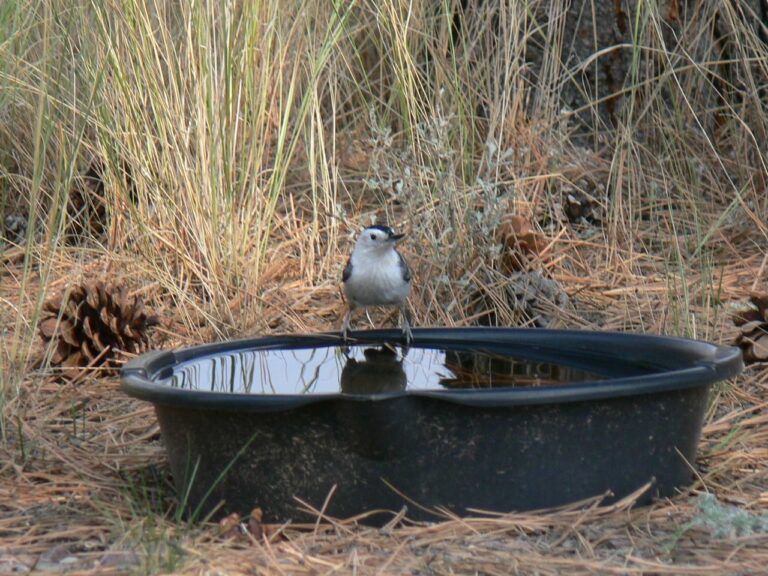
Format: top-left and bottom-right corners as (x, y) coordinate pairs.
(370, 233), (376, 240)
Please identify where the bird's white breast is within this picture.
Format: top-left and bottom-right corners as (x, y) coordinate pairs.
(344, 249), (410, 307)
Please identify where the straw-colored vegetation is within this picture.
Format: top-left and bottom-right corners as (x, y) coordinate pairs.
(1, 0), (767, 573)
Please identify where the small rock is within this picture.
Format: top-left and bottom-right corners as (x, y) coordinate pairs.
(3, 215), (27, 245)
(98, 550), (141, 569)
(0, 549), (37, 575)
(34, 544), (92, 573)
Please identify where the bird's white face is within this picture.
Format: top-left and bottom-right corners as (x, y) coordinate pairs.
(354, 226), (402, 254)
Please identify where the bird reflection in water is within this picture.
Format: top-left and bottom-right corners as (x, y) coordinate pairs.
(340, 345), (407, 395)
(162, 344), (602, 396)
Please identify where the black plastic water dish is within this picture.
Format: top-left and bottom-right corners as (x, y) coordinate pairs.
(120, 328), (742, 524)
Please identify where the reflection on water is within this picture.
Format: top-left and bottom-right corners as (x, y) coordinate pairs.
(340, 347), (406, 394)
(439, 350), (595, 388)
(159, 345), (605, 395)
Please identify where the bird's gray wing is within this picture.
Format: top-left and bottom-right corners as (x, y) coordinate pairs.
(342, 257), (353, 282)
(397, 252), (411, 282)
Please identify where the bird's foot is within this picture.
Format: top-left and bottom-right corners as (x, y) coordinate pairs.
(341, 309), (353, 344)
(401, 321), (413, 347)
(400, 305), (413, 347)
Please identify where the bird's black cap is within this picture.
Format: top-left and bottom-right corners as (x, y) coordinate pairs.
(366, 224), (395, 236)
(365, 224), (405, 240)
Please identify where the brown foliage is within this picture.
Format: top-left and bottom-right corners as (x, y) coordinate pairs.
(495, 214), (546, 274)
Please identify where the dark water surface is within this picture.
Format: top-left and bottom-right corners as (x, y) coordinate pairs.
(158, 345), (606, 395)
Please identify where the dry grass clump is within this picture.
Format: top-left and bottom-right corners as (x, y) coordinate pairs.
(1, 0), (768, 573)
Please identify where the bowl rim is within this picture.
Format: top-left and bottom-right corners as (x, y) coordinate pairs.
(120, 327), (743, 411)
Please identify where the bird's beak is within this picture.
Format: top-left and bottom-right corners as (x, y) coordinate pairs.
(389, 233), (405, 242)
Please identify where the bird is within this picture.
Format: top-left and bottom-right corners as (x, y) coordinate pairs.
(341, 225), (412, 343)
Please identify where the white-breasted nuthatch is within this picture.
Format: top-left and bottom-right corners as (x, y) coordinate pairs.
(341, 225), (412, 343)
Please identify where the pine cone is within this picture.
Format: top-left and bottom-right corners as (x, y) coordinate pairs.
(67, 158), (136, 242)
(68, 161), (109, 240)
(563, 187), (604, 225)
(555, 147), (608, 227)
(505, 271), (569, 328)
(468, 271), (569, 328)
(39, 281), (158, 375)
(495, 214), (546, 273)
(733, 292), (768, 364)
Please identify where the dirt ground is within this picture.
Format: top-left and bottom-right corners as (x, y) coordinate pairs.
(1, 244), (767, 576)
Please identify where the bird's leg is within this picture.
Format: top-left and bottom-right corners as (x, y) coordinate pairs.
(341, 305), (354, 342)
(400, 303), (413, 345)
